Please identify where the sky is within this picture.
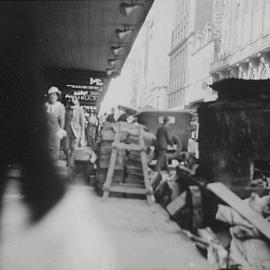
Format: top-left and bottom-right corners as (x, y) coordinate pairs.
(99, 67), (134, 115)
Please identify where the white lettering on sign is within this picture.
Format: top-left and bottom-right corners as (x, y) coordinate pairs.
(66, 84), (103, 91)
(90, 77), (103, 86)
(73, 90), (88, 96)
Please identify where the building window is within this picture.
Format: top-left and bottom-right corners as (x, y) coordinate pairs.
(244, 0), (249, 13)
(236, 3), (240, 19)
(253, 0), (260, 10)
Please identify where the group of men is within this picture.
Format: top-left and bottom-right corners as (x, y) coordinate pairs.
(46, 85), (175, 174)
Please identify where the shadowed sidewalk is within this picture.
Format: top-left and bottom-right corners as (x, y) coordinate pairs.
(0, 178), (212, 270)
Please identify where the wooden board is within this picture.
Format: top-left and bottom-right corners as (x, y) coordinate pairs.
(113, 182), (144, 189)
(166, 191), (187, 217)
(128, 151), (141, 162)
(126, 160), (142, 167)
(126, 165), (143, 176)
(189, 186), (204, 229)
(207, 182), (270, 240)
(101, 129), (115, 141)
(139, 125), (154, 204)
(99, 151), (125, 169)
(95, 169), (124, 195)
(99, 142), (113, 155)
(109, 185), (147, 195)
(125, 174), (144, 185)
(113, 142), (144, 152)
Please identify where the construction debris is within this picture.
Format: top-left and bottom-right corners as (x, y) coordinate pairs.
(215, 193), (270, 269)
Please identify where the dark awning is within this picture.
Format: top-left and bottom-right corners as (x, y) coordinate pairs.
(0, 1), (154, 104)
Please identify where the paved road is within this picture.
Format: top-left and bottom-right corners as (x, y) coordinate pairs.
(0, 181), (213, 270)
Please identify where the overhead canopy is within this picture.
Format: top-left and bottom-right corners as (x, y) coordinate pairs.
(0, 0), (154, 105)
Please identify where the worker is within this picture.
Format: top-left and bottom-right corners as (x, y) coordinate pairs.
(155, 116), (173, 175)
(86, 112), (98, 147)
(64, 96), (85, 168)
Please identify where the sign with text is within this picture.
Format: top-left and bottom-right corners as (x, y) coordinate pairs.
(65, 76), (105, 105)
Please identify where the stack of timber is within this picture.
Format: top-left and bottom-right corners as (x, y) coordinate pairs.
(102, 122), (155, 203)
(125, 124), (155, 188)
(95, 122), (155, 196)
(95, 123), (125, 195)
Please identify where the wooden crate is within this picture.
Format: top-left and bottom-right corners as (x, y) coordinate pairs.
(99, 150), (126, 170)
(126, 164), (143, 176)
(102, 122), (154, 203)
(95, 168), (124, 196)
(128, 151), (141, 161)
(126, 159), (142, 168)
(125, 174), (144, 185)
(99, 142), (113, 155)
(101, 129), (115, 141)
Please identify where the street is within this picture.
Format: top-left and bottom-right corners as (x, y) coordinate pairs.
(0, 180), (212, 270)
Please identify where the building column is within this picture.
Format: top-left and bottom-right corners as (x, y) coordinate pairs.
(238, 62), (249, 79)
(260, 52), (270, 79)
(217, 70), (228, 80)
(228, 66), (239, 78)
(248, 58), (260, 79)
(211, 73), (219, 83)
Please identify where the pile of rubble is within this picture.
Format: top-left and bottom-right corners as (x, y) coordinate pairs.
(151, 154), (270, 269)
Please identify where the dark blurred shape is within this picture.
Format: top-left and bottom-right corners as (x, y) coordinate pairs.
(210, 78), (270, 101)
(0, 2), (66, 223)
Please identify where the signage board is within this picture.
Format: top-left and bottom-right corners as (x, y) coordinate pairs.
(64, 76), (105, 106)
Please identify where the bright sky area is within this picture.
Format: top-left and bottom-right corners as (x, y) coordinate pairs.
(99, 8), (147, 116)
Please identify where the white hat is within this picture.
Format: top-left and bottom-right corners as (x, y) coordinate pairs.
(48, 86), (61, 95)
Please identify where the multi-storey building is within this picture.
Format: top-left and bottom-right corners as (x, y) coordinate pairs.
(211, 0), (270, 81)
(168, 0), (214, 109)
(187, 23), (218, 106)
(136, 0), (173, 110)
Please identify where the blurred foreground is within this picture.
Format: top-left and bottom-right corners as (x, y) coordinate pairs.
(0, 180), (211, 270)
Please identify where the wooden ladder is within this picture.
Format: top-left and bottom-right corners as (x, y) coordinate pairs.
(102, 123), (154, 204)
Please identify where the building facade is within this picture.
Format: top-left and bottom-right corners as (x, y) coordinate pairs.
(168, 0), (214, 109)
(136, 0), (173, 110)
(211, 0), (270, 81)
(187, 23), (218, 106)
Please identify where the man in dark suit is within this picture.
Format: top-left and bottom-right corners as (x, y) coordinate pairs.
(64, 96), (85, 168)
(155, 116), (173, 174)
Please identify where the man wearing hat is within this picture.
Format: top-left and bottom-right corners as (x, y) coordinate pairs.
(64, 95), (85, 168)
(155, 116), (173, 174)
(45, 86), (66, 162)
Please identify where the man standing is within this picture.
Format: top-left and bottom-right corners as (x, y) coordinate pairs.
(155, 116), (173, 174)
(64, 96), (85, 168)
(106, 107), (116, 123)
(86, 112), (99, 147)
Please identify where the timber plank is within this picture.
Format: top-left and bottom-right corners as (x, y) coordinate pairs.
(113, 142), (144, 152)
(166, 191), (187, 217)
(207, 182), (270, 240)
(102, 125), (120, 200)
(109, 185), (147, 195)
